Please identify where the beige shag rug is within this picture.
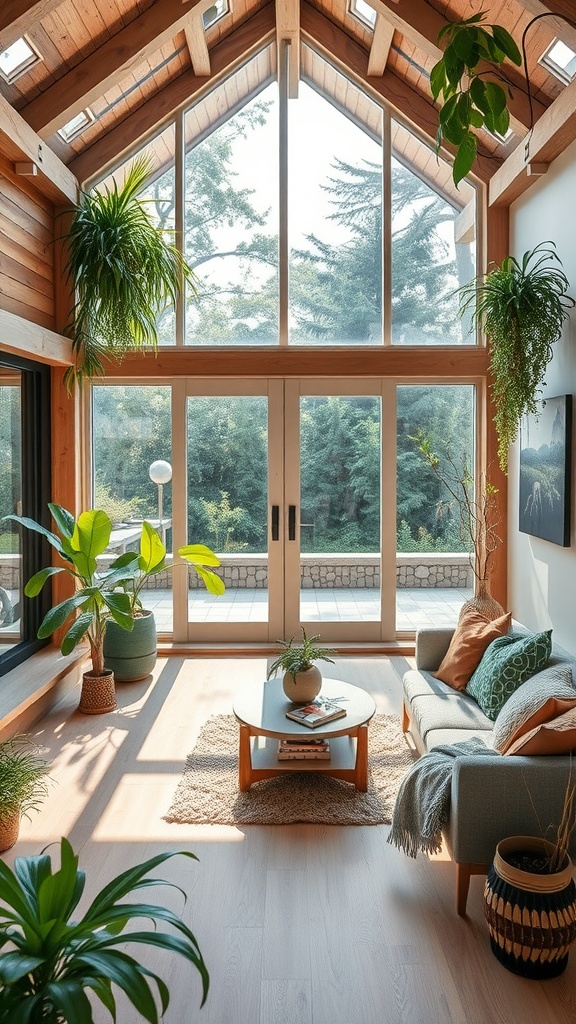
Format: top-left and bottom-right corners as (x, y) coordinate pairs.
(164, 713), (416, 826)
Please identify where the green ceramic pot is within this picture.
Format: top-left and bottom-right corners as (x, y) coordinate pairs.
(103, 610), (157, 682)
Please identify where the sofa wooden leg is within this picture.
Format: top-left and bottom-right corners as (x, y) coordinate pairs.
(456, 863), (487, 916)
(401, 700), (409, 732)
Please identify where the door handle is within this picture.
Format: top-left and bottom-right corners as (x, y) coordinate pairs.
(271, 505), (279, 541)
(288, 505), (296, 541)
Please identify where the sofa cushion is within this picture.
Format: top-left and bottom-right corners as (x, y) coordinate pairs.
(492, 664), (576, 753)
(466, 630), (552, 721)
(409, 690), (493, 743)
(506, 707), (576, 756)
(435, 608), (511, 691)
(424, 728), (494, 751)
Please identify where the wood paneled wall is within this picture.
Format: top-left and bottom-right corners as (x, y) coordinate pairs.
(0, 158), (55, 331)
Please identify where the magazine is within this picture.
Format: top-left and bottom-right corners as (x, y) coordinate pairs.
(277, 738), (331, 760)
(285, 697), (347, 729)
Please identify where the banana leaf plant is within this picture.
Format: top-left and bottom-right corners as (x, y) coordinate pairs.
(0, 837), (209, 1023)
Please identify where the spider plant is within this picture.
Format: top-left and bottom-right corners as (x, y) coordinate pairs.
(0, 837), (209, 1023)
(0, 737), (50, 837)
(267, 628), (336, 680)
(64, 156), (196, 389)
(458, 243), (574, 471)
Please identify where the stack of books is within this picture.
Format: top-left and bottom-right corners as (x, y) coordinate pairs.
(277, 738), (331, 760)
(285, 697), (347, 728)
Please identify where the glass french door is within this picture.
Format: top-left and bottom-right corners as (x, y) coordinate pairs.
(181, 378), (395, 643)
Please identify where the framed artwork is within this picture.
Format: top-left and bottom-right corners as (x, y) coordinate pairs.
(519, 394), (572, 546)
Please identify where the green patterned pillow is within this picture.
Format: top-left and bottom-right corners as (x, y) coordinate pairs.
(466, 631), (552, 721)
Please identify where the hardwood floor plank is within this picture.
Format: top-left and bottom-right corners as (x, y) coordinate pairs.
(261, 979), (312, 1024)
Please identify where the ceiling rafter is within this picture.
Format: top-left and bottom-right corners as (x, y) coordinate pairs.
(301, 3), (496, 183)
(276, 0), (300, 97)
(184, 0), (223, 76)
(0, 90), (77, 203)
(367, 0), (548, 136)
(68, 5), (275, 186)
(367, 15), (394, 77)
(515, 1), (576, 53)
(0, 0), (65, 53)
(21, 0), (207, 139)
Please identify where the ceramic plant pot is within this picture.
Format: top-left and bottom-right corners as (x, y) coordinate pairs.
(282, 665), (322, 704)
(79, 669), (116, 714)
(103, 610), (157, 682)
(484, 835), (576, 979)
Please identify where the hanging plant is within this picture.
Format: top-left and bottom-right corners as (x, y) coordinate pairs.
(458, 243), (574, 472)
(64, 156), (196, 388)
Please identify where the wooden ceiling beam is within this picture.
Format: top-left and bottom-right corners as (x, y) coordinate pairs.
(301, 3), (496, 183)
(21, 0), (207, 138)
(0, 92), (77, 203)
(68, 5), (275, 186)
(0, 308), (71, 366)
(515, 1), (576, 53)
(367, 15), (394, 77)
(489, 71), (576, 206)
(185, 23), (211, 76)
(276, 0), (300, 97)
(367, 0), (547, 135)
(0, 0), (65, 52)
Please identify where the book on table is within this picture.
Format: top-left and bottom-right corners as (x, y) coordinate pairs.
(277, 738), (331, 760)
(285, 697), (347, 729)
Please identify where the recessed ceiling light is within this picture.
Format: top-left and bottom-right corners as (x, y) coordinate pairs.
(540, 38), (576, 84)
(202, 0), (229, 31)
(0, 37), (42, 83)
(57, 109), (96, 142)
(349, 0), (377, 30)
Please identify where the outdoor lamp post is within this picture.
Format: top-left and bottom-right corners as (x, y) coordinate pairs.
(148, 460), (172, 542)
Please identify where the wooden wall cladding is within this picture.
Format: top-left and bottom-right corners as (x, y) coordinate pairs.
(0, 161), (55, 331)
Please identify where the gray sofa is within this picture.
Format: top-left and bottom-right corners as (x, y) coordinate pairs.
(402, 626), (576, 915)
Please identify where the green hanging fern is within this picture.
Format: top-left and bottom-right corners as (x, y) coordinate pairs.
(64, 156), (196, 389)
(459, 243), (574, 472)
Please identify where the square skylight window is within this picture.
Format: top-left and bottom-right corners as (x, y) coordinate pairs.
(349, 0), (377, 30)
(0, 37), (42, 83)
(202, 0), (229, 31)
(57, 109), (96, 142)
(540, 38), (576, 84)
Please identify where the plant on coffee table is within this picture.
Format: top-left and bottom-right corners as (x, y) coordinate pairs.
(268, 628), (336, 703)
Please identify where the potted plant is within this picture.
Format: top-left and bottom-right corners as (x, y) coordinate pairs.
(484, 784), (576, 978)
(268, 628), (336, 703)
(103, 519), (225, 681)
(63, 155), (196, 389)
(0, 837), (209, 1022)
(458, 243), (574, 472)
(0, 736), (50, 853)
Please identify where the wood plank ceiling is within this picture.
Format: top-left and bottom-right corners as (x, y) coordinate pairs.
(0, 0), (574, 194)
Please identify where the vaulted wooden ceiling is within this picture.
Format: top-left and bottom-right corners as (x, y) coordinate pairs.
(1, 0), (575, 205)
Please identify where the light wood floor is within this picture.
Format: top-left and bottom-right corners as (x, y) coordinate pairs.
(6, 656), (576, 1024)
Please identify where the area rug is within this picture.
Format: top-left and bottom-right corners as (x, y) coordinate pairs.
(164, 714), (416, 826)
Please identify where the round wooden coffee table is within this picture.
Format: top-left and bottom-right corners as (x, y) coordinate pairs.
(232, 678), (376, 792)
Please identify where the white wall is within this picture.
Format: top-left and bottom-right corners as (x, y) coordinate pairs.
(509, 137), (576, 651)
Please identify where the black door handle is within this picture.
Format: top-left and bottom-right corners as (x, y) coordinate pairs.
(288, 505), (296, 541)
(271, 505), (279, 541)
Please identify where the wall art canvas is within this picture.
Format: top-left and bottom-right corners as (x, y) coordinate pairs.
(519, 394), (572, 546)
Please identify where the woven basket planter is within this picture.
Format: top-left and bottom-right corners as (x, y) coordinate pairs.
(484, 835), (576, 979)
(79, 669), (116, 714)
(0, 809), (20, 852)
(103, 610), (157, 682)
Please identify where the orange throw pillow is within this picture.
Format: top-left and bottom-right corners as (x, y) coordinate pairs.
(506, 707), (576, 755)
(435, 608), (512, 692)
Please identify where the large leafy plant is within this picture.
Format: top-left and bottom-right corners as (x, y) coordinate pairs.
(458, 243), (574, 471)
(64, 156), (195, 388)
(0, 837), (209, 1023)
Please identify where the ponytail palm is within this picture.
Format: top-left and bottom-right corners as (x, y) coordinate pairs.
(64, 157), (195, 388)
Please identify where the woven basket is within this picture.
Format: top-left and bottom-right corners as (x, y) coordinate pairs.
(484, 836), (576, 979)
(79, 670), (116, 715)
(0, 809), (20, 852)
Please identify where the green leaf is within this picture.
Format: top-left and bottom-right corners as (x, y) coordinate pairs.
(24, 566), (63, 598)
(484, 81), (507, 117)
(470, 76), (489, 113)
(103, 592), (134, 631)
(1, 514), (66, 559)
(60, 611), (94, 654)
(453, 132), (477, 185)
(441, 112), (467, 146)
(469, 107), (485, 128)
(429, 60), (446, 102)
(492, 106), (510, 137)
(37, 838), (84, 926)
(48, 503), (75, 540)
(44, 980), (95, 1024)
(0, 952), (44, 984)
(193, 566), (226, 596)
(85, 851), (198, 920)
(491, 24), (522, 65)
(74, 950), (160, 1023)
(36, 594), (89, 640)
(438, 93), (459, 125)
(139, 521), (166, 574)
(71, 509), (112, 580)
(178, 543), (221, 568)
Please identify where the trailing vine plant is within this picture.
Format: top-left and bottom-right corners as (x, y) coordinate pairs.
(458, 243), (575, 472)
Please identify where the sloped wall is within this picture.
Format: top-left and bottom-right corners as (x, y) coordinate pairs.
(0, 164), (55, 330)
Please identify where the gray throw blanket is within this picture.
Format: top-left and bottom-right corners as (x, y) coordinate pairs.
(387, 738), (500, 857)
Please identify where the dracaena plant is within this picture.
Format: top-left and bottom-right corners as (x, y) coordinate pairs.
(0, 837), (209, 1023)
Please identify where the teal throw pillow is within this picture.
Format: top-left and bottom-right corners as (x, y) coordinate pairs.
(466, 630), (552, 721)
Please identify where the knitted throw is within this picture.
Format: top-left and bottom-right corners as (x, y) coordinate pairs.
(387, 738), (500, 857)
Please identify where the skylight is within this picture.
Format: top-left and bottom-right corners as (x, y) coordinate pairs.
(540, 38), (576, 84)
(57, 109), (95, 142)
(202, 0), (229, 31)
(0, 37), (42, 83)
(349, 0), (377, 30)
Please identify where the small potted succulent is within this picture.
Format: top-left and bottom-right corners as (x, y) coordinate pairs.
(268, 628), (336, 703)
(0, 735), (50, 852)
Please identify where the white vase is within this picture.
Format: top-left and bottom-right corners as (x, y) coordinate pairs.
(282, 665), (322, 704)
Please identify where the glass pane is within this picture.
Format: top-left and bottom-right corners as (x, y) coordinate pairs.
(289, 84), (382, 345)
(92, 386), (173, 631)
(396, 385), (474, 629)
(185, 84), (279, 345)
(391, 120), (476, 345)
(0, 371), (22, 650)
(300, 396), (381, 621)
(187, 396), (268, 622)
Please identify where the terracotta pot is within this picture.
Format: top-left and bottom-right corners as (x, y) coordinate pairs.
(0, 808), (20, 852)
(282, 665), (322, 704)
(79, 669), (117, 714)
(103, 610), (157, 681)
(484, 835), (576, 979)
